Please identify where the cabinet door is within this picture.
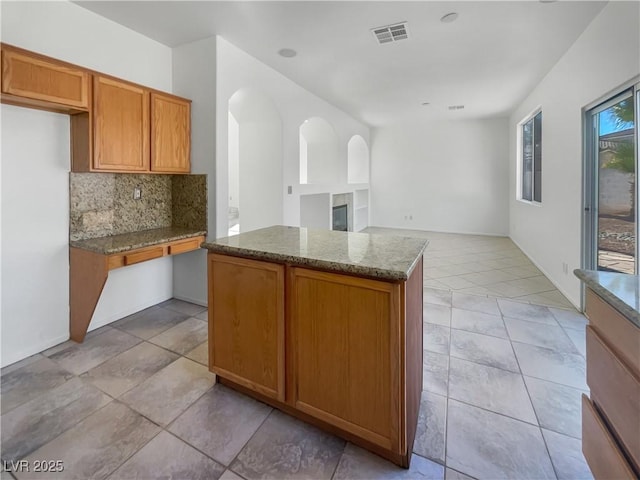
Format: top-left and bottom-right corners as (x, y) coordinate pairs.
(93, 76), (149, 172)
(151, 92), (190, 173)
(208, 254), (285, 401)
(586, 326), (640, 470)
(289, 267), (402, 452)
(1, 47), (89, 110)
(582, 395), (637, 479)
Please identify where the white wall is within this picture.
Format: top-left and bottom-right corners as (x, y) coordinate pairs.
(371, 117), (509, 236)
(228, 113), (240, 212)
(171, 36), (217, 306)
(215, 37), (370, 237)
(1, 1), (174, 366)
(509, 1), (640, 308)
(239, 122), (283, 232)
(300, 193), (331, 230)
(1, 107), (71, 365)
(229, 88), (283, 233)
(300, 117), (341, 185)
(348, 135), (370, 184)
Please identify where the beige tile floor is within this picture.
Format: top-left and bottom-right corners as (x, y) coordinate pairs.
(1, 229), (593, 480)
(366, 227), (574, 309)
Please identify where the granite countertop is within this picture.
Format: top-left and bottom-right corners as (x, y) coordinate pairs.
(70, 227), (207, 255)
(574, 269), (640, 328)
(202, 225), (428, 281)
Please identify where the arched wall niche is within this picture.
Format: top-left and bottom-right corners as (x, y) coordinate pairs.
(347, 134), (370, 184)
(228, 88), (283, 235)
(299, 116), (340, 184)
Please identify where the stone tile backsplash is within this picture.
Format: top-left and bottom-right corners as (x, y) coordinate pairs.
(70, 173), (206, 241)
(172, 175), (207, 232)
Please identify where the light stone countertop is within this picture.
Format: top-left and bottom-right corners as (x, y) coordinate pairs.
(70, 227), (207, 255)
(574, 269), (640, 328)
(202, 225), (428, 281)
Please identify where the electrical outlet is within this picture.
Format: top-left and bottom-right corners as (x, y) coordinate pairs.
(287, 186), (293, 194)
(133, 187), (142, 200)
(562, 262), (568, 275)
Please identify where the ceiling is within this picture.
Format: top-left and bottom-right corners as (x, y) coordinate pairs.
(75, 1), (607, 127)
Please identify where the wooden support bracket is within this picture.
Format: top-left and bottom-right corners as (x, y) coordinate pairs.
(69, 247), (108, 342)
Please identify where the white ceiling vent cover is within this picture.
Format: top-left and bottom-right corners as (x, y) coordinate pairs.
(372, 22), (408, 44)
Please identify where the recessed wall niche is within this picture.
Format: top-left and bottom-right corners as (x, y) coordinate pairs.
(228, 88), (283, 235)
(299, 117), (340, 184)
(348, 135), (370, 184)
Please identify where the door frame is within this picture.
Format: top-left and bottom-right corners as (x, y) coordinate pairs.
(581, 78), (640, 308)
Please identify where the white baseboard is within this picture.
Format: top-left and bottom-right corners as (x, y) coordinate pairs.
(89, 293), (173, 331)
(173, 294), (207, 308)
(1, 333), (69, 369)
(1, 293), (204, 369)
(368, 224), (509, 238)
(509, 236), (580, 311)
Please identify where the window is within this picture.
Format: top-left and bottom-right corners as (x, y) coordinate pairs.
(519, 110), (542, 202)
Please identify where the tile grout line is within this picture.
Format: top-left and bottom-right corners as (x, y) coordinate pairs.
(225, 407), (275, 479)
(5, 378), (118, 464)
(4, 231), (585, 479)
(101, 403), (166, 480)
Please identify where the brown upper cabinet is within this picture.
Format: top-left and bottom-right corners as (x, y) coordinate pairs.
(92, 76), (150, 172)
(73, 80), (191, 173)
(151, 92), (191, 173)
(1, 44), (191, 174)
(1, 45), (90, 113)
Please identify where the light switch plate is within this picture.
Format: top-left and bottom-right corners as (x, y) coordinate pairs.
(133, 187), (142, 200)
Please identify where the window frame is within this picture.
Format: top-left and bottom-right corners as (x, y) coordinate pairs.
(517, 107), (543, 205)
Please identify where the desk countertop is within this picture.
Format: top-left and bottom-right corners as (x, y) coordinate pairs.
(70, 227), (207, 255)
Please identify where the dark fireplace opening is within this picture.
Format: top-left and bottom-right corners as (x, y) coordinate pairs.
(332, 204), (348, 232)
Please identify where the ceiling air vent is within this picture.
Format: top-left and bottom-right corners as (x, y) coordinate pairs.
(372, 22), (408, 44)
(448, 105), (465, 110)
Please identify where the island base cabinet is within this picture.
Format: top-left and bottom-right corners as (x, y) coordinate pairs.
(208, 254), (285, 402)
(207, 251), (423, 468)
(288, 267), (402, 452)
(582, 287), (640, 478)
(582, 395), (638, 480)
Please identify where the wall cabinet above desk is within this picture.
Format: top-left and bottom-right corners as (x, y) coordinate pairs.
(1, 43), (191, 174)
(87, 76), (150, 172)
(151, 92), (191, 173)
(1, 46), (90, 112)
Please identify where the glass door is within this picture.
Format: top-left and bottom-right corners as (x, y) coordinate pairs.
(584, 85), (639, 274)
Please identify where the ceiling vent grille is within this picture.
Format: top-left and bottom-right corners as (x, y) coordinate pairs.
(448, 105), (465, 110)
(372, 22), (408, 44)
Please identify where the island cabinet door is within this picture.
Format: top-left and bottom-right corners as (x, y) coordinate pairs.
(288, 267), (403, 454)
(208, 254), (285, 402)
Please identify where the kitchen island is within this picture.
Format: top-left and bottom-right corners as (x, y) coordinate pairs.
(574, 270), (640, 479)
(202, 225), (427, 467)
